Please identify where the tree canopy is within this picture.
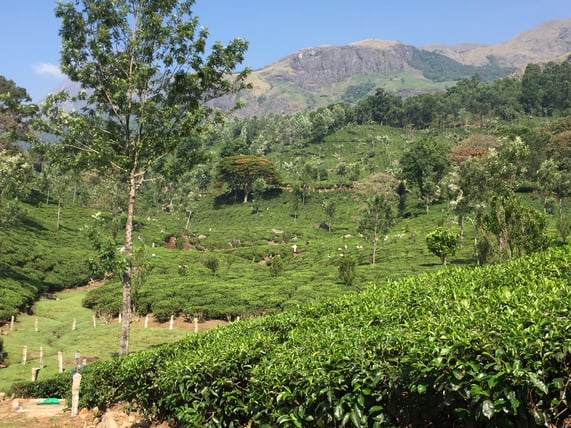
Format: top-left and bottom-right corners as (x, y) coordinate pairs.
(36, 0), (250, 355)
(217, 155), (280, 203)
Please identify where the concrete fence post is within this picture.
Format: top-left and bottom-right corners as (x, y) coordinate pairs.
(31, 367), (40, 382)
(71, 373), (81, 417)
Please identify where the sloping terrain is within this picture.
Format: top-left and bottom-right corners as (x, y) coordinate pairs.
(423, 17), (571, 68)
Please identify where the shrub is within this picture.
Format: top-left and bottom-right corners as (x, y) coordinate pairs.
(337, 255), (356, 286)
(202, 255), (219, 275)
(269, 255), (284, 277)
(10, 372), (71, 400)
(151, 299), (183, 323)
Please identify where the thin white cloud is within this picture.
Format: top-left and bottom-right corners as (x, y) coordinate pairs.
(33, 63), (65, 79)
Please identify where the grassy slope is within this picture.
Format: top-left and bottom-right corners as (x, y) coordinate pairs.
(0, 121), (564, 397)
(249, 72), (455, 115)
(0, 287), (191, 392)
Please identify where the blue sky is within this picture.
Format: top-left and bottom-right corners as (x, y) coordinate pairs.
(1, 0), (569, 102)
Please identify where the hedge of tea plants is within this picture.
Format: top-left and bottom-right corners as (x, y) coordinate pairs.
(23, 244), (571, 427)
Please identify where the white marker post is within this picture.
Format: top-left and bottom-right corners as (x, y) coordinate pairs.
(71, 373), (81, 417)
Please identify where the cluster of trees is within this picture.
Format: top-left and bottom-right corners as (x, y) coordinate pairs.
(213, 61), (571, 158)
(0, 77), (35, 225)
(398, 125), (571, 263)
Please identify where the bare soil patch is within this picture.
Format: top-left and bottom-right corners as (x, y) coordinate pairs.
(0, 397), (167, 428)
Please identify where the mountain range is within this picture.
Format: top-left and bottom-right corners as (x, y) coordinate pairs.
(53, 18), (571, 118)
(212, 17), (571, 117)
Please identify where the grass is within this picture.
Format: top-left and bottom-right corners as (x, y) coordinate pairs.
(0, 287), (192, 392)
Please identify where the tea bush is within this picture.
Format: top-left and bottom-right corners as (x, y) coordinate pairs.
(20, 244), (571, 426)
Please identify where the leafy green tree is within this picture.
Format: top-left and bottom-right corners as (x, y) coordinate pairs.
(426, 228), (459, 266)
(402, 92), (442, 129)
(0, 150), (34, 225)
(481, 195), (549, 262)
(309, 107), (334, 142)
(356, 88), (402, 126)
(251, 177), (267, 214)
(220, 138), (250, 158)
(394, 180), (408, 217)
(358, 192), (395, 264)
(321, 198), (337, 233)
(400, 137), (450, 212)
(520, 63), (544, 115)
(37, 0), (249, 355)
(537, 158), (571, 222)
(0, 76), (34, 151)
(217, 155), (280, 203)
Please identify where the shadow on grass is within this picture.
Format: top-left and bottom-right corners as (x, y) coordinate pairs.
(19, 216), (48, 233)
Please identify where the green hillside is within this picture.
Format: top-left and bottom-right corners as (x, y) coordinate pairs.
(2, 29), (571, 425)
(19, 244), (571, 426)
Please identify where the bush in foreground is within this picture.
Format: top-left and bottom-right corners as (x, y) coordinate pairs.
(17, 245), (571, 427)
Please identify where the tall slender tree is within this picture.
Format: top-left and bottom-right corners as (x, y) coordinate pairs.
(36, 0), (250, 355)
(358, 192), (395, 264)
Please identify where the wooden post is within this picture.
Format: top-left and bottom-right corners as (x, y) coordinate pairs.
(10, 315), (14, 331)
(118, 313), (122, 323)
(194, 317), (199, 333)
(169, 315), (174, 330)
(34, 318), (38, 332)
(22, 346), (27, 365)
(144, 315), (149, 328)
(92, 315), (97, 328)
(58, 352), (63, 373)
(39, 347), (44, 368)
(71, 373), (81, 417)
(72, 318), (77, 331)
(31, 368), (40, 382)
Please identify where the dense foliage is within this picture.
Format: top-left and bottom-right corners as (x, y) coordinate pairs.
(23, 244), (571, 427)
(408, 48), (514, 82)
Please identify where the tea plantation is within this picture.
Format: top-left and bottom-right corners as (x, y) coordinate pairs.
(18, 244), (571, 426)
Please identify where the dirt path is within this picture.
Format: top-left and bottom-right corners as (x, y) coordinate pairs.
(0, 397), (167, 428)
